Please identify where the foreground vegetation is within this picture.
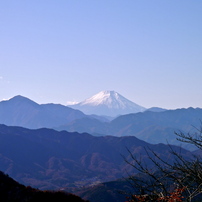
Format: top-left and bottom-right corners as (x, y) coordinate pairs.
(125, 126), (202, 201)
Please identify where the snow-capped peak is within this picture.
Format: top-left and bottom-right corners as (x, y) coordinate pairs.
(69, 90), (146, 116)
(80, 90), (123, 107)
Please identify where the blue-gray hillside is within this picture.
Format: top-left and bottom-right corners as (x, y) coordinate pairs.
(56, 107), (202, 150)
(0, 95), (88, 129)
(0, 124), (192, 191)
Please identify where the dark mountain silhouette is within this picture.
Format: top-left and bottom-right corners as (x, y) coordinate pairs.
(56, 107), (202, 150)
(0, 171), (87, 202)
(0, 124), (192, 190)
(0, 95), (97, 129)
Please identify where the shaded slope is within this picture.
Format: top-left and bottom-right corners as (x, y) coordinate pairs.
(0, 171), (87, 202)
(71, 178), (132, 202)
(0, 124), (192, 190)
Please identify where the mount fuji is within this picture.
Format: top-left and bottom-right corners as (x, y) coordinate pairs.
(68, 90), (146, 117)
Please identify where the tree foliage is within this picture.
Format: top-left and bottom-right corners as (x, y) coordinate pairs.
(125, 126), (202, 202)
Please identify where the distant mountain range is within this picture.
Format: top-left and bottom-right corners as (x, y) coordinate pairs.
(0, 95), (105, 129)
(0, 124), (192, 191)
(56, 107), (202, 150)
(146, 107), (167, 112)
(0, 94), (202, 150)
(0, 91), (148, 129)
(0, 92), (163, 129)
(68, 90), (146, 117)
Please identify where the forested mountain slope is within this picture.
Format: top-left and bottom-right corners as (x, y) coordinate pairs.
(0, 124), (192, 190)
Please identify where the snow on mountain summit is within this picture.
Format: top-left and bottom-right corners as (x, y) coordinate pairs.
(80, 91), (122, 106)
(69, 90), (146, 117)
(80, 91), (137, 108)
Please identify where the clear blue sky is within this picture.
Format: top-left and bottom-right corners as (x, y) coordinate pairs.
(1, 0), (202, 109)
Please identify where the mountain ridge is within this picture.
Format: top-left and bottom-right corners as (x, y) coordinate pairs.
(56, 107), (202, 150)
(0, 124), (192, 190)
(0, 95), (88, 129)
